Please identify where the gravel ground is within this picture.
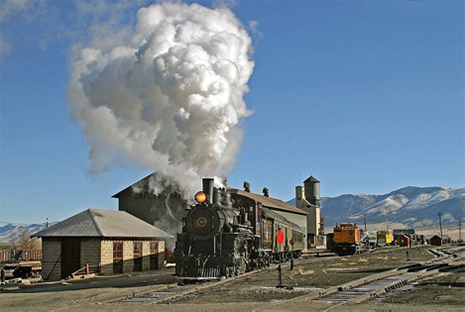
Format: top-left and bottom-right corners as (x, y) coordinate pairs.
(1, 245), (464, 311)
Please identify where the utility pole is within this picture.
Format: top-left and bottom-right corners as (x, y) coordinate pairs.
(458, 218), (462, 244)
(459, 194), (465, 245)
(364, 214), (367, 231)
(438, 212), (443, 238)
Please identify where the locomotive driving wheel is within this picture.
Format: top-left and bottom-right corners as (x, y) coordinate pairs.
(261, 253), (270, 268)
(236, 257), (246, 275)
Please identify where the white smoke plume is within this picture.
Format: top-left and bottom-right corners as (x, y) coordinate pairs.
(68, 2), (255, 197)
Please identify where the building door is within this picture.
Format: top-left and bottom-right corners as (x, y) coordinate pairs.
(113, 242), (123, 274)
(150, 242), (158, 270)
(61, 238), (81, 279)
(133, 242), (142, 272)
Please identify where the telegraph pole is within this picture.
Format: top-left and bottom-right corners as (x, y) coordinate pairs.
(364, 214), (367, 231)
(438, 212), (443, 238)
(458, 218), (462, 244)
(459, 194), (465, 245)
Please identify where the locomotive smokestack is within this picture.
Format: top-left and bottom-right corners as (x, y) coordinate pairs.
(202, 178), (214, 203)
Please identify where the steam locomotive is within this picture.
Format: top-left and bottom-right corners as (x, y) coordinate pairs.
(171, 178), (305, 280)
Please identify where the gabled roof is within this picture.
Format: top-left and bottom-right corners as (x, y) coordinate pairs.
(427, 234), (450, 240)
(33, 209), (173, 239)
(112, 172), (182, 199)
(229, 189), (307, 215)
(112, 173), (153, 198)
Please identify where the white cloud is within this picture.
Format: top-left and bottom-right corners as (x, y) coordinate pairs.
(68, 2), (255, 196)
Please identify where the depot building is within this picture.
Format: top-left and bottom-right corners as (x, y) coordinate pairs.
(33, 209), (172, 281)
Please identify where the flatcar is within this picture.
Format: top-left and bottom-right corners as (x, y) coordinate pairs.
(171, 178), (304, 280)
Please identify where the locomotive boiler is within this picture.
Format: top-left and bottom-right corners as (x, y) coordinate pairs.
(171, 178), (305, 280)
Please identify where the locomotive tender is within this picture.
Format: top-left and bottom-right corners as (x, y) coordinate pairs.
(172, 178), (305, 280)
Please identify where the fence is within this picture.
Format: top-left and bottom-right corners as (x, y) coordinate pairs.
(0, 249), (42, 263)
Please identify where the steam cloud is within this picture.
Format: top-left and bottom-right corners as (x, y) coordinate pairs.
(68, 2), (255, 196)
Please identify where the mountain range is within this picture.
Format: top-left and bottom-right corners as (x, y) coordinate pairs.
(0, 223), (48, 244)
(316, 186), (464, 238)
(1, 186), (463, 243)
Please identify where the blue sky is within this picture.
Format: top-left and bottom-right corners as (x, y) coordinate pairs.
(1, 0), (463, 225)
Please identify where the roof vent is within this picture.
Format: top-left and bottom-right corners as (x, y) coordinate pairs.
(263, 187), (269, 197)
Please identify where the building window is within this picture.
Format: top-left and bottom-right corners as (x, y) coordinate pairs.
(150, 242), (158, 254)
(113, 242), (123, 274)
(261, 219), (273, 249)
(134, 242), (142, 258)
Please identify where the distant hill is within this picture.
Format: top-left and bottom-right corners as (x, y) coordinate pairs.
(0, 223), (48, 243)
(289, 186), (464, 238)
(2, 186), (463, 242)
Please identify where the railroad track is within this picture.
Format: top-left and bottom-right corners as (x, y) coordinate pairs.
(111, 268), (261, 306)
(88, 248), (462, 309)
(260, 257), (464, 311)
(313, 271), (422, 311)
(111, 252), (336, 306)
(113, 262), (463, 310)
(51, 274), (230, 310)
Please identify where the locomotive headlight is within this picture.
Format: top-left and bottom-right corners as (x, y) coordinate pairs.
(195, 191), (207, 203)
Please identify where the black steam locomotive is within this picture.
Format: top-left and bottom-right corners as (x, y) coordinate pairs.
(172, 178), (305, 280)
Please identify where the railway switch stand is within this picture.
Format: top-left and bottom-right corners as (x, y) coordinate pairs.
(1, 268), (5, 285)
(276, 260), (283, 288)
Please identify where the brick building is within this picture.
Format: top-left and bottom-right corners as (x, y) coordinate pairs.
(33, 209), (172, 281)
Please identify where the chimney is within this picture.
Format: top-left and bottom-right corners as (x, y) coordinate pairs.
(243, 181), (251, 192)
(263, 187), (269, 197)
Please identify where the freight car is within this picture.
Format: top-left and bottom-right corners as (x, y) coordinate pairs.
(376, 230), (393, 246)
(331, 223), (368, 256)
(171, 178), (305, 280)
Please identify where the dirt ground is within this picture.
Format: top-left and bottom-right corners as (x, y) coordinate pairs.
(1, 245), (464, 311)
